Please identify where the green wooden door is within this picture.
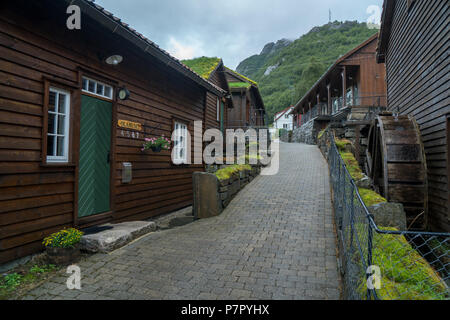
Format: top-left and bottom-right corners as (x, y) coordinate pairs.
(78, 95), (112, 218)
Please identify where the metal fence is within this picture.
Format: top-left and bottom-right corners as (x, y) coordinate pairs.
(326, 130), (449, 300)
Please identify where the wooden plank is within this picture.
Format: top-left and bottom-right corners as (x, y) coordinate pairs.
(0, 193), (73, 214)
(387, 163), (425, 183)
(0, 202), (73, 226)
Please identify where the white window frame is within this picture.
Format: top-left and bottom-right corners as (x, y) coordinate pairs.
(173, 121), (188, 164)
(47, 87), (71, 163)
(82, 76), (113, 100)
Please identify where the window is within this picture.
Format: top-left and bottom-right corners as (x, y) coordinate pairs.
(216, 97), (220, 122)
(82, 77), (113, 100)
(47, 88), (70, 163)
(285, 114), (289, 119)
(173, 122), (188, 164)
(283, 124), (288, 129)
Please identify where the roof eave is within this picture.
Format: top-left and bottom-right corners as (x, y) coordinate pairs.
(377, 0), (395, 63)
(70, 0), (226, 96)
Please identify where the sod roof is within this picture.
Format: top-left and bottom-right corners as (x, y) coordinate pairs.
(224, 67), (258, 87)
(182, 57), (221, 80)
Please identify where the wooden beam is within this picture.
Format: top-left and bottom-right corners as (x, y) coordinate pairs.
(327, 84), (331, 115)
(342, 66), (347, 108)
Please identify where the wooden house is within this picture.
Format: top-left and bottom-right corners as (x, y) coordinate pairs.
(377, 0), (449, 232)
(0, 0), (226, 264)
(224, 68), (266, 130)
(182, 57), (233, 133)
(273, 106), (294, 130)
(291, 33), (387, 130)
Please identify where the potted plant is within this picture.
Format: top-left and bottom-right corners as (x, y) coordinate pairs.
(42, 228), (83, 265)
(141, 135), (171, 152)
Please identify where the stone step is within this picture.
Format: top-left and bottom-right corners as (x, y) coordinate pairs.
(80, 221), (156, 253)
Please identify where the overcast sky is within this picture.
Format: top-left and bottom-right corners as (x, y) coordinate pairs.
(96, 0), (383, 69)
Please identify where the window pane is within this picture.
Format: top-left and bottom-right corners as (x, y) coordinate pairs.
(179, 148), (184, 159)
(49, 91), (56, 112)
(82, 78), (88, 91)
(57, 136), (65, 156)
(96, 83), (104, 95)
(88, 80), (95, 92)
(48, 113), (56, 134)
(47, 135), (55, 156)
(58, 93), (66, 113)
(57, 115), (66, 135)
(104, 86), (112, 98)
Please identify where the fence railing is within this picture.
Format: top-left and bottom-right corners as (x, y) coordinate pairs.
(326, 130), (449, 300)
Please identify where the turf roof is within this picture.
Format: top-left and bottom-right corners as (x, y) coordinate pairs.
(228, 82), (251, 89)
(182, 57), (221, 80)
(224, 67), (258, 87)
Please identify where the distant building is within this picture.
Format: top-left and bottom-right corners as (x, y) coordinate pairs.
(224, 68), (266, 130)
(273, 106), (294, 130)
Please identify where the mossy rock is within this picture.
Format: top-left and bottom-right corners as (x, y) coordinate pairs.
(340, 151), (364, 181)
(358, 188), (387, 207)
(214, 164), (252, 181)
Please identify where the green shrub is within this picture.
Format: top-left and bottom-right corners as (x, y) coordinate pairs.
(42, 228), (83, 248)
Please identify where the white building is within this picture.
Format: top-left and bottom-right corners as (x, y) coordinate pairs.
(273, 106), (294, 130)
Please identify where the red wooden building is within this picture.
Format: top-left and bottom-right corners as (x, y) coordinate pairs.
(291, 34), (387, 128)
(0, 0), (226, 264)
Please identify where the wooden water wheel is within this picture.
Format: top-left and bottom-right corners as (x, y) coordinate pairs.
(365, 113), (428, 230)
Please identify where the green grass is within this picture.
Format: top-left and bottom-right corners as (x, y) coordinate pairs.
(335, 138), (387, 207)
(358, 188), (386, 207)
(182, 57), (221, 79)
(371, 228), (448, 300)
(225, 67), (258, 86)
(352, 227), (448, 300)
(317, 129), (326, 139)
(0, 264), (58, 299)
(214, 164), (252, 181)
(339, 151), (364, 181)
(228, 82), (251, 89)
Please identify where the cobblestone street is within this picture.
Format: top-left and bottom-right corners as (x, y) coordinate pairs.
(22, 143), (341, 300)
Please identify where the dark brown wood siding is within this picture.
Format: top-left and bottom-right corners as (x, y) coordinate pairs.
(0, 3), (207, 264)
(384, 0), (449, 231)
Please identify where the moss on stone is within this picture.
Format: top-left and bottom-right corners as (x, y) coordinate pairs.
(318, 129), (326, 140)
(339, 151), (364, 181)
(358, 188), (387, 207)
(357, 227), (448, 300)
(335, 138), (353, 152)
(214, 164), (252, 181)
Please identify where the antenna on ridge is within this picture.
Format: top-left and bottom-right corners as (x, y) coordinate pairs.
(329, 9), (332, 23)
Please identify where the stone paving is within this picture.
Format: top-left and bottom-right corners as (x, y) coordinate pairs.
(21, 142), (341, 300)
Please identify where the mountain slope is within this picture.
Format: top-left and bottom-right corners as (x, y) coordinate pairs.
(236, 21), (378, 122)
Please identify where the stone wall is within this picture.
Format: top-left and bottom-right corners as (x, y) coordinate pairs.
(193, 166), (262, 219)
(291, 119), (320, 145)
(279, 130), (292, 142)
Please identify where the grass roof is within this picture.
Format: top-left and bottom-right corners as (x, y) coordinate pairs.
(182, 57), (221, 80)
(228, 82), (251, 89)
(225, 67), (258, 86)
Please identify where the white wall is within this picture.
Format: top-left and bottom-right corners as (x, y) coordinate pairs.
(273, 108), (294, 130)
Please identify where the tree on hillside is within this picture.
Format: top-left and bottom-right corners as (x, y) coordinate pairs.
(294, 57), (327, 102)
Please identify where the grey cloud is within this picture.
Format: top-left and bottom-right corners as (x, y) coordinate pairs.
(96, 0), (383, 69)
